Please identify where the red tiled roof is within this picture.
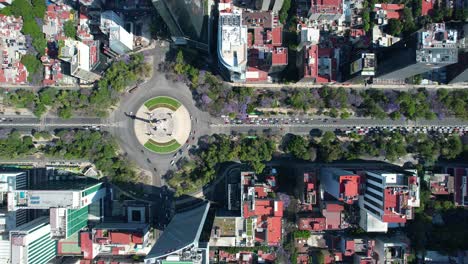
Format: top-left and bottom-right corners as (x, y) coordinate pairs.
(255, 200), (274, 215)
(382, 188), (407, 223)
(255, 186), (268, 198)
(322, 204), (343, 229)
(110, 232), (132, 244)
(350, 29), (365, 37)
(311, 0), (343, 14)
(326, 203), (344, 212)
(267, 217), (282, 246)
(386, 11), (401, 19)
(298, 216), (326, 231)
(344, 239), (355, 256)
(272, 27), (282, 46)
(339, 175), (360, 202)
(132, 233), (143, 244)
(112, 246), (124, 254)
(379, 3), (404, 10)
(304, 45), (318, 79)
(422, 0), (434, 15)
(272, 47), (288, 65)
(274, 201), (283, 217)
(80, 232), (94, 260)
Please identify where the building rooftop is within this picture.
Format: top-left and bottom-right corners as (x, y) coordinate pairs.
(416, 23), (458, 65)
(272, 47), (288, 65)
(242, 11), (273, 28)
(43, 3), (72, 41)
(429, 173), (454, 195)
(218, 11), (247, 77)
(145, 202), (210, 260)
(298, 216), (327, 231)
(322, 203), (344, 230)
(446, 167), (468, 206)
(266, 217), (281, 246)
(0, 14), (28, 84)
(20, 177), (100, 191)
(310, 0), (343, 15)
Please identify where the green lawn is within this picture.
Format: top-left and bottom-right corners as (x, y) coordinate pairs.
(144, 139), (181, 153)
(144, 96), (181, 111)
(246, 218), (253, 236)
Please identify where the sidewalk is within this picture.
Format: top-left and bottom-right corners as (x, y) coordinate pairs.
(227, 82), (468, 89)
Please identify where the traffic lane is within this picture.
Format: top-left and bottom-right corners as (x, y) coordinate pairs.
(45, 117), (104, 125)
(0, 117), (39, 124)
(215, 117), (468, 128)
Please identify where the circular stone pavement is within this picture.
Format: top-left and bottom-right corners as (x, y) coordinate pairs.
(134, 96), (191, 154)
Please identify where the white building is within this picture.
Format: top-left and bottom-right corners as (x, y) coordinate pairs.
(70, 41), (101, 82)
(0, 172), (28, 263)
(59, 39), (100, 82)
(100, 11), (125, 34)
(100, 11), (134, 55)
(10, 216), (56, 264)
(360, 170), (420, 232)
(109, 26), (134, 55)
(8, 176), (105, 240)
(217, 5), (248, 82)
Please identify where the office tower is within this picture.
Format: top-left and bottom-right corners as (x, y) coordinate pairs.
(152, 0), (210, 51)
(359, 170), (420, 232)
(100, 11), (134, 55)
(10, 176), (105, 240)
(217, 3), (248, 82)
(377, 23), (458, 80)
(0, 172), (28, 263)
(10, 216), (57, 264)
(145, 202), (210, 264)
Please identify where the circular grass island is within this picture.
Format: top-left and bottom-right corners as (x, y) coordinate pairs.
(134, 96), (191, 154)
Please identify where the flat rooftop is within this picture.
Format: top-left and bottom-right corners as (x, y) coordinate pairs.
(20, 178), (101, 191)
(212, 217), (236, 237)
(219, 12), (247, 69)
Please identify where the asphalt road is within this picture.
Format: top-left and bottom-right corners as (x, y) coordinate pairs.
(211, 117), (468, 135)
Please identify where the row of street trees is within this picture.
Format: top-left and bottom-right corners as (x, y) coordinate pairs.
(0, 129), (136, 183)
(284, 131), (464, 163)
(5, 54), (151, 118)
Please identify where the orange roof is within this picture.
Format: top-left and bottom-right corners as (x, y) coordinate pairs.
(274, 201), (283, 217)
(80, 232), (94, 260)
(421, 0), (434, 15)
(272, 27), (282, 46)
(326, 203), (344, 212)
(380, 3), (404, 10)
(110, 232), (132, 244)
(386, 11), (402, 19)
(267, 217), (282, 245)
(255, 186), (268, 198)
(272, 47), (288, 65)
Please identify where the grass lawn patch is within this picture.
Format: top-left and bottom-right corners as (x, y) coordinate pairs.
(144, 96), (181, 111)
(144, 139), (181, 153)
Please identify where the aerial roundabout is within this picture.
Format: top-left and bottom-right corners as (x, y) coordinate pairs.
(133, 96), (191, 154)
